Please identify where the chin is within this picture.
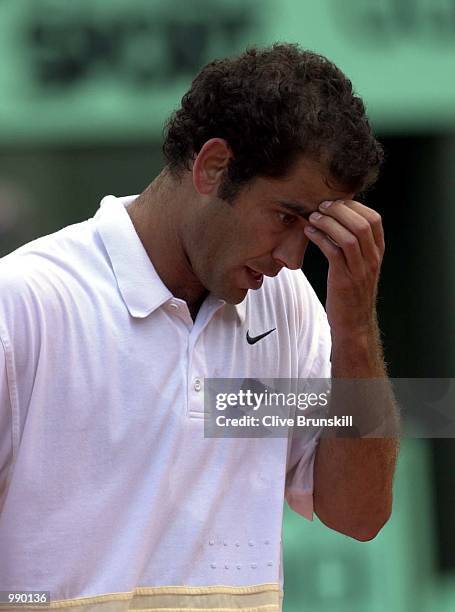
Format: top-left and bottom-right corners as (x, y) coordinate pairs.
(204, 268), (250, 305)
(214, 285), (248, 305)
(226, 291), (248, 305)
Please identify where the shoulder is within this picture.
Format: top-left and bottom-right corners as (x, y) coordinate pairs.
(278, 267), (320, 303)
(0, 218), (103, 332)
(247, 268), (331, 376)
(259, 267), (327, 332)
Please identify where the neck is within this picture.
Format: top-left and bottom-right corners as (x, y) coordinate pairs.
(127, 169), (208, 310)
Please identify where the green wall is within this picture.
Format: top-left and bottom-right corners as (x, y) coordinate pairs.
(1, 0), (455, 143)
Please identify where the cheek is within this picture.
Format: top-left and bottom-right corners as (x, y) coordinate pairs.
(201, 212), (257, 268)
(210, 228), (247, 260)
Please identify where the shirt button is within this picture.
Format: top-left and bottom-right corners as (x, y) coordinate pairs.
(169, 302), (179, 310)
(194, 378), (202, 392)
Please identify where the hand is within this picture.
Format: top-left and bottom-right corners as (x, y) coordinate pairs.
(304, 199), (384, 340)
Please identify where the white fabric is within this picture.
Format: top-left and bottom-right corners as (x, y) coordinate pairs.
(0, 195), (331, 599)
(0, 338), (12, 514)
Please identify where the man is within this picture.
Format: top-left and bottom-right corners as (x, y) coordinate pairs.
(0, 44), (398, 611)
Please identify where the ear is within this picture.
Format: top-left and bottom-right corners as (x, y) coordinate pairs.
(192, 138), (233, 196)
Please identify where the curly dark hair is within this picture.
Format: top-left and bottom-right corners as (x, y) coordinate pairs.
(162, 43), (383, 200)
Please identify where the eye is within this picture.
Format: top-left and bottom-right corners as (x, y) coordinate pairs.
(277, 212), (298, 226)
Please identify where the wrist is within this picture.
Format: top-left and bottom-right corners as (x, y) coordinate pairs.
(331, 324), (386, 378)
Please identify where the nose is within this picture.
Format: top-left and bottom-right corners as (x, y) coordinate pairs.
(271, 230), (309, 270)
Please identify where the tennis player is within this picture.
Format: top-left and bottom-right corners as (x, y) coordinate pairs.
(0, 43), (399, 612)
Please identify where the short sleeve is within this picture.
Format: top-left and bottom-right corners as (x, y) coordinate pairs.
(285, 287), (332, 520)
(0, 335), (13, 512)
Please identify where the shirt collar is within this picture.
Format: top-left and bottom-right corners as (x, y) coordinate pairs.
(94, 195), (172, 318)
(94, 194), (248, 321)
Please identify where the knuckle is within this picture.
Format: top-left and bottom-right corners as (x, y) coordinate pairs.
(357, 220), (371, 236)
(374, 254), (382, 268)
(371, 211), (382, 225)
(344, 236), (358, 249)
(328, 243), (343, 258)
(369, 253), (381, 273)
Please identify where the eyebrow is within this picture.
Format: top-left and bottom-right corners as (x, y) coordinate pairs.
(273, 200), (315, 220)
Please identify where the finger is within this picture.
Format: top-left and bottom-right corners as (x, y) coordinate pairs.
(303, 225), (347, 272)
(332, 199), (385, 254)
(316, 201), (379, 262)
(308, 212), (364, 275)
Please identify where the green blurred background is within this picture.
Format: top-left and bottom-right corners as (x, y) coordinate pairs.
(0, 1), (454, 610)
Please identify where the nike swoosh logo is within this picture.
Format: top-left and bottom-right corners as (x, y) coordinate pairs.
(246, 328), (276, 345)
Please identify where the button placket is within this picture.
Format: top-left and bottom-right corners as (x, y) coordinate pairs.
(186, 300), (224, 417)
(166, 299), (193, 331)
(187, 342), (205, 417)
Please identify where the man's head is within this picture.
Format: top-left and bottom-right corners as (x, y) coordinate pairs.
(152, 44), (383, 305)
(163, 42), (383, 201)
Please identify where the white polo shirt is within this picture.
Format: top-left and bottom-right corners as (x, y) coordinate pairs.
(0, 195), (331, 612)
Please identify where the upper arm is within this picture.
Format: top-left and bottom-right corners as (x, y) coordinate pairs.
(0, 335), (13, 511)
(284, 270), (332, 519)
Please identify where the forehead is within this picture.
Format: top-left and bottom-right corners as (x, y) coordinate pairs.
(253, 157), (355, 211)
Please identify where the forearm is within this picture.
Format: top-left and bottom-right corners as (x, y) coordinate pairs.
(313, 325), (400, 540)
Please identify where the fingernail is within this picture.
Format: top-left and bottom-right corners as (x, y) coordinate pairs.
(320, 200), (333, 209)
(311, 212), (323, 220)
(305, 225), (317, 233)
